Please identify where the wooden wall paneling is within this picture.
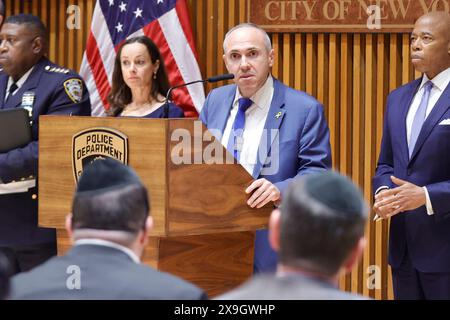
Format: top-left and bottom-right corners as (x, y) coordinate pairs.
(328, 34), (338, 169)
(363, 33), (376, 298)
(48, 0), (57, 63)
(67, 0), (75, 72)
(32, 0), (39, 19)
(282, 33), (291, 86)
(75, 0), (84, 72)
(339, 34), (351, 176)
(216, 0), (225, 77)
(205, 0), (216, 93)
(238, 0), (246, 22)
(402, 34), (411, 85)
(350, 33), (364, 296)
(305, 33), (314, 96)
(316, 34), (325, 107)
(271, 34), (280, 79)
(294, 34), (303, 93)
(375, 34), (387, 300)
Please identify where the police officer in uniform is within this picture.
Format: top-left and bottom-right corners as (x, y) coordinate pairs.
(0, 14), (91, 274)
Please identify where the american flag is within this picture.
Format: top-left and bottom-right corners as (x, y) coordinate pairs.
(80, 0), (204, 117)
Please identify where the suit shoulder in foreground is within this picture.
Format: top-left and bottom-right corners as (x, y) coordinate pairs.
(10, 245), (206, 300)
(217, 274), (369, 300)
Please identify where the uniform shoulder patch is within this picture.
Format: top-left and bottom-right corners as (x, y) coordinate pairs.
(63, 78), (83, 103)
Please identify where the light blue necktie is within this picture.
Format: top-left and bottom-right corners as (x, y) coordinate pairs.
(409, 81), (433, 158)
(227, 97), (253, 161)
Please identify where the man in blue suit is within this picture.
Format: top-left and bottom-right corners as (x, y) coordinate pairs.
(373, 12), (450, 299)
(0, 14), (91, 274)
(200, 23), (332, 273)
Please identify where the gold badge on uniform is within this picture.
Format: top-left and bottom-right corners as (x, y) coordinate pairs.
(63, 78), (83, 103)
(72, 128), (129, 183)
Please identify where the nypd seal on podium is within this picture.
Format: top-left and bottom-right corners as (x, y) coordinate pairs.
(72, 128), (128, 182)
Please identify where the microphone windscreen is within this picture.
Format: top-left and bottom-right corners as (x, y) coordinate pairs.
(207, 73), (234, 83)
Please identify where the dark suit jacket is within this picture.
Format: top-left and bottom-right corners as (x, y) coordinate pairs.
(0, 57), (91, 246)
(373, 77), (450, 272)
(217, 274), (367, 300)
(10, 244), (207, 300)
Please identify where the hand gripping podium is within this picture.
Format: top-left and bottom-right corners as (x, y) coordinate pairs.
(38, 116), (271, 297)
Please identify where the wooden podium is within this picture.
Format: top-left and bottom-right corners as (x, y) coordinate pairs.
(38, 116), (271, 297)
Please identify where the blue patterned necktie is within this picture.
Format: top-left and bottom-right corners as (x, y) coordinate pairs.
(227, 97), (253, 160)
(409, 81), (433, 158)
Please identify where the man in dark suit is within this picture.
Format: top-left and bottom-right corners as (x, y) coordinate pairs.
(10, 158), (207, 299)
(200, 23), (332, 273)
(218, 171), (368, 299)
(373, 12), (450, 299)
(0, 14), (91, 274)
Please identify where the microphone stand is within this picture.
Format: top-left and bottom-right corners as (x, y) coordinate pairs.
(163, 79), (205, 119)
(163, 73), (235, 118)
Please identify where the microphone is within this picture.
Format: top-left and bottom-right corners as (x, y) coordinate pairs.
(163, 73), (234, 118)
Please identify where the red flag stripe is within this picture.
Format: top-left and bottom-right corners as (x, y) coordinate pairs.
(85, 32), (111, 109)
(143, 21), (198, 117)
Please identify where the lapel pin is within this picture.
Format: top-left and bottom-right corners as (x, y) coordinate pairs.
(275, 111), (282, 119)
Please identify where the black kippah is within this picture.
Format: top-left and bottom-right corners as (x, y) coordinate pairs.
(76, 158), (142, 195)
(304, 171), (364, 216)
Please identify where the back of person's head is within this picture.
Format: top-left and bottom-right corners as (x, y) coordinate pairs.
(70, 158), (151, 246)
(272, 171), (368, 277)
(0, 253), (11, 300)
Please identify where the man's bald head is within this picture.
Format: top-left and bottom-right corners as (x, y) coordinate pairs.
(411, 11), (450, 79)
(416, 11), (450, 40)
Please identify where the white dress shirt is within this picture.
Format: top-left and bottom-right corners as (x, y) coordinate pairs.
(75, 238), (140, 263)
(222, 75), (274, 176)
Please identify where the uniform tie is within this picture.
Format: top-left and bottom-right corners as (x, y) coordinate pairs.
(5, 82), (18, 103)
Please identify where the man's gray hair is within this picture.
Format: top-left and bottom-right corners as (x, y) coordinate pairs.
(223, 23), (272, 53)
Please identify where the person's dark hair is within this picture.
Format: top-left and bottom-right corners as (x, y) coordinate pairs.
(71, 158), (150, 234)
(0, 253), (11, 300)
(4, 14), (48, 47)
(107, 36), (170, 116)
(279, 171), (368, 276)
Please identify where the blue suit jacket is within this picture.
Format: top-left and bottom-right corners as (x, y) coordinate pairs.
(200, 78), (332, 272)
(373, 77), (450, 272)
(0, 57), (91, 246)
(200, 78), (331, 192)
